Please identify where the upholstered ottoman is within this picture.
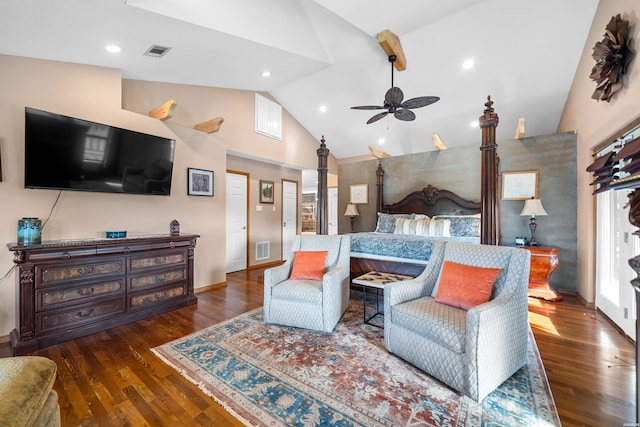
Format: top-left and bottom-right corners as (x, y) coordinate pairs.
(0, 356), (60, 427)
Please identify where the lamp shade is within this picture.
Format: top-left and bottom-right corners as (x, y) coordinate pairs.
(344, 204), (359, 216)
(520, 198), (548, 217)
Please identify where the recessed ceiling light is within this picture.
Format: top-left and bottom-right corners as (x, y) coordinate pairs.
(261, 70), (271, 77)
(105, 44), (122, 53)
(319, 105), (327, 113)
(470, 121), (479, 128)
(462, 59), (474, 70)
(378, 138), (385, 145)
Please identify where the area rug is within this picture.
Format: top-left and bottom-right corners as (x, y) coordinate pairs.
(152, 300), (560, 426)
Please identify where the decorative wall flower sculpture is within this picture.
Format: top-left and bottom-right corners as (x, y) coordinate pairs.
(590, 14), (634, 102)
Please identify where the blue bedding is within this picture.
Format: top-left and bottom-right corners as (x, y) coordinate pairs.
(349, 232), (480, 262)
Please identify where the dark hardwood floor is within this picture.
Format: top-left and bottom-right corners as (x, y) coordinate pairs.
(1, 268), (635, 426)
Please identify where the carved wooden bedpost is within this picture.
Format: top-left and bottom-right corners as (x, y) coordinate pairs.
(316, 135), (329, 235)
(479, 96), (500, 245)
(376, 160), (384, 213)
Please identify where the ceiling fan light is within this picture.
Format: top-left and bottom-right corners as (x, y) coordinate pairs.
(462, 59), (474, 70)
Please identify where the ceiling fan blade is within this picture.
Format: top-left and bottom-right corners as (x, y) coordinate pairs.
(394, 109), (416, 121)
(385, 87), (404, 106)
(400, 96), (440, 109)
(366, 111), (389, 124)
(351, 105), (386, 110)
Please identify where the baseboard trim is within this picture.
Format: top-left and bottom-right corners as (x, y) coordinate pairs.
(249, 260), (284, 270)
(195, 282), (227, 293)
(0, 334), (9, 345)
(575, 291), (595, 309)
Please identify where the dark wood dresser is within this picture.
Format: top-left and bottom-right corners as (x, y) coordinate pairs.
(7, 234), (199, 355)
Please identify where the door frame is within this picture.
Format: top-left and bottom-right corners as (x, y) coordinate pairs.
(227, 169), (250, 272)
(281, 178), (299, 259)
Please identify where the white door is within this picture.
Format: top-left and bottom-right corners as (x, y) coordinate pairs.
(328, 187), (338, 235)
(596, 188), (637, 339)
(282, 180), (298, 260)
(226, 172), (247, 273)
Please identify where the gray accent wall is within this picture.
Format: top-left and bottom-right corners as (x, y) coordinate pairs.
(338, 132), (577, 292)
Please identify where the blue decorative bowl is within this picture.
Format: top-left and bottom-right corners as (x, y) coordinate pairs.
(105, 231), (127, 239)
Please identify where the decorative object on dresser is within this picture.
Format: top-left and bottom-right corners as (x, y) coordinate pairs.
(170, 219), (180, 236)
(17, 217), (42, 245)
(520, 197), (548, 246)
(519, 245), (562, 302)
(7, 234), (199, 355)
(343, 203), (359, 233)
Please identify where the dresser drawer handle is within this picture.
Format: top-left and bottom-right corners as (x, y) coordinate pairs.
(77, 267), (95, 274)
(153, 274), (167, 282)
(169, 242), (176, 249)
(77, 308), (95, 318)
(154, 258), (162, 264)
(77, 287), (95, 296)
(61, 252), (71, 260)
(123, 247), (130, 254)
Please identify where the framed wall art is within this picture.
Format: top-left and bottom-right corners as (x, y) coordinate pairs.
(501, 170), (538, 200)
(350, 183), (368, 204)
(260, 179), (274, 204)
(187, 168), (214, 196)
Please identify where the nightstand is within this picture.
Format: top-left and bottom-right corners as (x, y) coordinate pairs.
(518, 245), (563, 302)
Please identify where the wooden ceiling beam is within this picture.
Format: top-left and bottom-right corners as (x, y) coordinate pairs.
(377, 29), (406, 71)
(195, 117), (224, 133)
(149, 99), (177, 121)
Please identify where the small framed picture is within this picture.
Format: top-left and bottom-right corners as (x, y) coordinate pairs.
(502, 170), (538, 200)
(187, 168), (214, 196)
(350, 184), (368, 204)
(260, 180), (274, 204)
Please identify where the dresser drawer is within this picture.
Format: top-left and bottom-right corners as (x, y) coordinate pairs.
(36, 279), (125, 311)
(129, 250), (186, 272)
(37, 258), (125, 287)
(129, 268), (186, 291)
(36, 297), (126, 334)
(129, 284), (186, 311)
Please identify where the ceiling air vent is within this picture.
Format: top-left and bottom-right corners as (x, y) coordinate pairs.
(144, 45), (171, 58)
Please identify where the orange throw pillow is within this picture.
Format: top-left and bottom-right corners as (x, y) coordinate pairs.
(289, 251), (328, 280)
(434, 261), (501, 310)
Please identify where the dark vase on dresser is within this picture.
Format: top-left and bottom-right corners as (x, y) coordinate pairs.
(7, 234), (199, 356)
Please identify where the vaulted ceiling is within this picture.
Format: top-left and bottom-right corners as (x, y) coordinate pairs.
(0, 0), (599, 159)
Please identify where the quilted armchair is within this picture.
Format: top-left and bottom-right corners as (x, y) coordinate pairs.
(264, 234), (350, 332)
(384, 241), (531, 402)
(0, 356), (61, 426)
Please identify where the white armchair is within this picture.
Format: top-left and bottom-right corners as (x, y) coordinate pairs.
(264, 234), (351, 333)
(384, 241), (531, 402)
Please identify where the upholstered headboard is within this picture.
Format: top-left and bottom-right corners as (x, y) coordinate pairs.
(382, 185), (481, 216)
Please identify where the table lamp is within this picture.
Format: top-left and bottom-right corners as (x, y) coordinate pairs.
(520, 198), (548, 246)
(344, 204), (359, 233)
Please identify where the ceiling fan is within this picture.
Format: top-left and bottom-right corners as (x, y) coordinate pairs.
(351, 54), (440, 124)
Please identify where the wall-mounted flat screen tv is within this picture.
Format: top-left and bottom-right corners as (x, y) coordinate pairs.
(24, 107), (176, 196)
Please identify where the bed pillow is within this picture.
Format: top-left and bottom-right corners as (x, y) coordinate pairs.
(290, 251), (328, 280)
(394, 218), (450, 237)
(432, 214), (481, 237)
(434, 261), (501, 310)
(375, 213), (415, 233)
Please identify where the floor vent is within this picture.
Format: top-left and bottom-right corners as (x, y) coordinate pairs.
(144, 44), (171, 58)
(256, 241), (270, 261)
